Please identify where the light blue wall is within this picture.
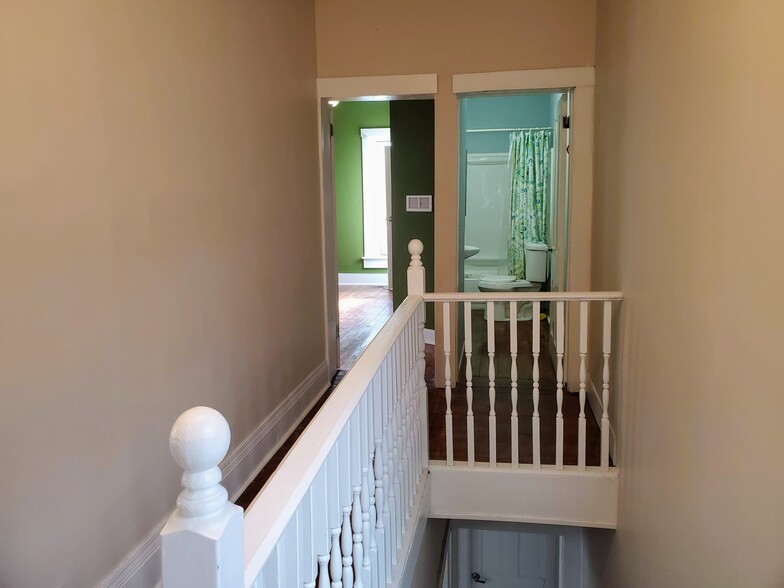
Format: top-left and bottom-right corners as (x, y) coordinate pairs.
(460, 94), (554, 154)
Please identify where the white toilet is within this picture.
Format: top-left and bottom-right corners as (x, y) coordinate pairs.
(477, 242), (549, 321)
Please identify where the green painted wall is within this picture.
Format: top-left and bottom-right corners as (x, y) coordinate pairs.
(390, 100), (435, 327)
(333, 101), (390, 274)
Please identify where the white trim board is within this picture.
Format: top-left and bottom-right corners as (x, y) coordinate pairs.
(338, 272), (389, 286)
(99, 361), (331, 588)
(424, 328), (435, 346)
(452, 67), (595, 94)
(429, 463), (618, 529)
(317, 73), (438, 99)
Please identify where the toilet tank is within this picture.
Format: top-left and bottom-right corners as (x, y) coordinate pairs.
(524, 242), (549, 282)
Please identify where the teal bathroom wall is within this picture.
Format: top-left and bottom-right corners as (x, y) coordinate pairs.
(461, 94), (553, 154)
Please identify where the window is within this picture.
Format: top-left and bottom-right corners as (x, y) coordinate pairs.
(360, 128), (391, 269)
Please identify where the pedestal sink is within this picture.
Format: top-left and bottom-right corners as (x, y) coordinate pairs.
(464, 245), (480, 259)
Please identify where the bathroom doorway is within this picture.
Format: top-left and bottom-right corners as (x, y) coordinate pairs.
(457, 91), (572, 376)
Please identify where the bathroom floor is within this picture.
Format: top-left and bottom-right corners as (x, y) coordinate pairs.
(339, 285), (393, 370)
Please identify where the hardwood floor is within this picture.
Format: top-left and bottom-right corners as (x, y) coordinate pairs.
(339, 284), (393, 370)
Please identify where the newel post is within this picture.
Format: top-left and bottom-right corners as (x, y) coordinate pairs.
(160, 407), (244, 588)
(406, 239), (425, 297)
(407, 239), (430, 472)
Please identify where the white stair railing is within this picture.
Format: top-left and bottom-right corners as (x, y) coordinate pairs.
(424, 288), (622, 471)
(160, 239), (623, 586)
(161, 241), (430, 588)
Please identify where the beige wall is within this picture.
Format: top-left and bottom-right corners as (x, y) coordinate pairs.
(316, 0), (596, 287)
(0, 2), (324, 586)
(592, 0), (784, 584)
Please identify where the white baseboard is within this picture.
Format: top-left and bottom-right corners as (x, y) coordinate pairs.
(424, 328), (435, 346)
(587, 375), (617, 463)
(99, 360), (330, 588)
(338, 272), (388, 286)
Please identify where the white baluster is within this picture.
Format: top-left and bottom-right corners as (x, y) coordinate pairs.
(375, 437), (389, 585)
(380, 362), (392, 584)
(416, 301), (429, 473)
(384, 357), (397, 569)
(532, 301), (541, 469)
(327, 447), (340, 533)
(394, 399), (404, 546)
(404, 340), (415, 510)
(351, 487), (363, 588)
(602, 300), (612, 471)
(487, 301), (496, 466)
(370, 378), (383, 588)
(443, 302), (454, 465)
(161, 407), (243, 588)
(317, 555), (330, 588)
(578, 300), (588, 470)
(360, 395), (373, 588)
(341, 508), (353, 588)
(398, 346), (410, 525)
(330, 527), (342, 588)
(360, 471), (372, 587)
(382, 426), (393, 581)
(392, 347), (405, 540)
(510, 301), (519, 467)
(338, 428), (352, 524)
(411, 317), (420, 499)
(464, 301), (475, 466)
(351, 409), (362, 491)
(414, 302), (430, 482)
(390, 368), (400, 546)
(556, 300), (565, 469)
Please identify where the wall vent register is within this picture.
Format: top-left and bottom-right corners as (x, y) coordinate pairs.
(406, 194), (433, 212)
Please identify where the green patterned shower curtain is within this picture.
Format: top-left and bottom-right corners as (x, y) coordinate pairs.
(508, 129), (552, 278)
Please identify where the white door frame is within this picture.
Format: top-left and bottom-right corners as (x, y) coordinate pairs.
(453, 67), (595, 391)
(317, 74), (438, 375)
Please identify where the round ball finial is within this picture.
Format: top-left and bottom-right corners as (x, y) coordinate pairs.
(408, 239), (424, 257)
(169, 406), (231, 474)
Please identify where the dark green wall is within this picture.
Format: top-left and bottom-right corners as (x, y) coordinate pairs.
(390, 100), (435, 327)
(333, 101), (390, 274)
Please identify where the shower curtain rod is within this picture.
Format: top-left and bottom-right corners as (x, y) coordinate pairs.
(465, 126), (554, 133)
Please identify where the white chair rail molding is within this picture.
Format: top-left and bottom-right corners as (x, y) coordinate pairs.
(160, 240), (623, 587)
